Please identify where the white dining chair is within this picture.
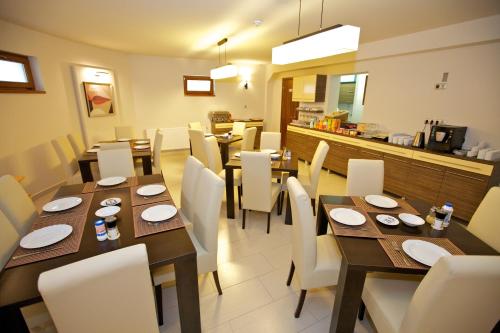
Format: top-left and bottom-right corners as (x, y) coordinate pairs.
(467, 186), (500, 251)
(240, 151), (281, 233)
(52, 136), (82, 184)
(180, 156), (205, 227)
(205, 136), (242, 208)
(297, 140), (329, 215)
(232, 121), (246, 136)
(286, 177), (341, 317)
(241, 127), (257, 151)
(0, 210), (20, 269)
(97, 148), (136, 178)
(115, 125), (135, 140)
(100, 142), (131, 150)
(188, 121), (203, 131)
(0, 175), (37, 236)
(188, 129), (208, 166)
(361, 255), (500, 333)
(67, 133), (86, 158)
(38, 244), (159, 333)
(346, 159), (384, 196)
(152, 130), (163, 174)
(260, 132), (281, 151)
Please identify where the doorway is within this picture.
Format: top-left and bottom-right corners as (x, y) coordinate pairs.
(280, 77), (299, 147)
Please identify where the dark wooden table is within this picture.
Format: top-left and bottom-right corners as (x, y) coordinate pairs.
(78, 139), (153, 182)
(224, 152), (298, 224)
(316, 195), (498, 333)
(215, 135), (242, 165)
(0, 175), (201, 333)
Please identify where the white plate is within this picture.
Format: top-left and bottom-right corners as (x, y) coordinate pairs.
(376, 214), (399, 226)
(270, 153), (281, 159)
(97, 176), (127, 187)
(399, 213), (425, 227)
(141, 204), (177, 223)
(261, 149), (277, 154)
(93, 143), (101, 147)
(402, 240), (451, 266)
(134, 140), (149, 144)
(137, 184), (166, 196)
(100, 197), (122, 207)
(20, 224), (73, 249)
(234, 152), (241, 158)
(329, 208), (366, 226)
(95, 206), (121, 218)
(86, 148), (100, 153)
(134, 144), (150, 150)
(117, 138), (131, 142)
(365, 195), (398, 209)
(43, 197), (82, 212)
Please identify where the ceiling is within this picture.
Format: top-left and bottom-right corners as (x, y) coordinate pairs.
(1, 0), (499, 63)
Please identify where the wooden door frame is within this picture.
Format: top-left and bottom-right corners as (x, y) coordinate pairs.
(280, 77), (299, 148)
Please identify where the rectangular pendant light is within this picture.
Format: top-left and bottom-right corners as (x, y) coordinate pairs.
(210, 64), (238, 80)
(272, 25), (360, 65)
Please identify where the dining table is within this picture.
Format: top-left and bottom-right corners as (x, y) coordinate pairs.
(0, 174), (201, 333)
(317, 195), (498, 333)
(215, 134), (242, 165)
(224, 151), (298, 224)
(78, 139), (153, 182)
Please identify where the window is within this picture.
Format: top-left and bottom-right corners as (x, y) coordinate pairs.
(0, 50), (36, 92)
(183, 75), (214, 96)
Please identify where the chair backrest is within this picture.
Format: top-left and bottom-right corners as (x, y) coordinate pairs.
(153, 130), (163, 170)
(241, 127), (257, 151)
(188, 129), (208, 166)
(188, 122), (203, 131)
(0, 175), (37, 236)
(191, 168), (225, 272)
(308, 140), (329, 197)
(260, 132), (281, 151)
(52, 136), (79, 178)
(67, 133), (86, 158)
(400, 255), (500, 333)
(287, 177), (317, 285)
(180, 156), (205, 221)
(241, 151), (272, 211)
(232, 121), (246, 136)
(115, 126), (135, 140)
(0, 210), (20, 269)
(97, 148), (135, 178)
(467, 186), (500, 251)
(100, 142), (131, 150)
(204, 136), (223, 174)
(38, 244), (159, 333)
(346, 159), (384, 196)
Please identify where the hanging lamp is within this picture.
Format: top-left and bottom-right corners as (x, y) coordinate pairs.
(210, 38), (238, 80)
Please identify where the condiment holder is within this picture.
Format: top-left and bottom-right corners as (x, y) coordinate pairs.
(95, 206), (121, 240)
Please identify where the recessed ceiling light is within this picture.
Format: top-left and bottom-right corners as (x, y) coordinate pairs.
(253, 19), (263, 27)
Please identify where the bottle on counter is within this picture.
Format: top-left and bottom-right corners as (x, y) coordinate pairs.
(441, 202), (454, 228)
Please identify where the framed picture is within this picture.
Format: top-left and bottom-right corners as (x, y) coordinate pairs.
(82, 82), (115, 117)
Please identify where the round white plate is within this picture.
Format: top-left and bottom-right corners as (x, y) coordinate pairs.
(376, 214), (399, 226)
(100, 197), (122, 207)
(117, 138), (131, 142)
(270, 153), (281, 159)
(399, 213), (425, 227)
(86, 148), (100, 153)
(134, 144), (151, 150)
(402, 240), (451, 266)
(365, 195), (398, 209)
(234, 152), (241, 158)
(137, 184), (166, 196)
(20, 224), (73, 249)
(134, 140), (149, 144)
(43, 197), (82, 212)
(329, 208), (366, 226)
(141, 204), (177, 223)
(261, 149), (277, 154)
(97, 176), (127, 187)
(95, 206), (121, 218)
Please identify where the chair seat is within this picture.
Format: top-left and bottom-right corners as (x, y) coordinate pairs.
(297, 172), (313, 198)
(302, 234), (341, 289)
(179, 209), (192, 230)
(362, 273), (421, 333)
(218, 169), (242, 186)
(271, 183), (281, 205)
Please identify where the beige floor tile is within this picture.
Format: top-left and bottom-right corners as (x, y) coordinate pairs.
(217, 253), (274, 288)
(258, 267), (300, 301)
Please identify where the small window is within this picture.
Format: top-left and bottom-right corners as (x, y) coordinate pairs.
(183, 75), (214, 96)
(0, 50), (36, 92)
(340, 74), (356, 83)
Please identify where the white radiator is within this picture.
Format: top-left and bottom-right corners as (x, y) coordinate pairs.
(145, 127), (190, 151)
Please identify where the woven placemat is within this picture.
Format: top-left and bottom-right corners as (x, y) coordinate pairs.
(378, 234), (465, 270)
(352, 196), (421, 215)
(132, 201), (185, 238)
(82, 176), (138, 193)
(39, 193), (94, 218)
(323, 204), (385, 239)
(130, 183), (173, 207)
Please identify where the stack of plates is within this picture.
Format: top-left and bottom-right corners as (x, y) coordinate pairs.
(135, 140), (149, 144)
(134, 145), (150, 150)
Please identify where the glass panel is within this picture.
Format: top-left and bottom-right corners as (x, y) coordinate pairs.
(186, 79), (211, 92)
(340, 74), (355, 83)
(0, 60), (28, 83)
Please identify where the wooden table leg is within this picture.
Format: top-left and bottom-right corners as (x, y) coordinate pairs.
(142, 156), (153, 175)
(174, 254), (201, 333)
(316, 197), (328, 235)
(225, 167), (235, 219)
(220, 143), (229, 165)
(284, 170), (298, 225)
(329, 258), (366, 333)
(78, 160), (93, 182)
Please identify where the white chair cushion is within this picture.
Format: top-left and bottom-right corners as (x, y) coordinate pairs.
(297, 172), (313, 197)
(302, 234), (341, 289)
(179, 208), (192, 230)
(218, 169), (242, 186)
(271, 183), (281, 205)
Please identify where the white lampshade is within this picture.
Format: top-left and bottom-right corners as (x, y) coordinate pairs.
(272, 25), (360, 65)
(210, 64), (238, 80)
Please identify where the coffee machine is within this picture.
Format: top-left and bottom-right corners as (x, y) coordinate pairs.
(426, 125), (467, 152)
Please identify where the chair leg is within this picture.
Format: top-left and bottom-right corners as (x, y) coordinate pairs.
(212, 270), (223, 295)
(295, 289), (307, 318)
(242, 209), (246, 229)
(277, 193), (282, 216)
(286, 261), (295, 286)
(311, 198), (316, 216)
(280, 191), (286, 214)
(267, 212), (271, 234)
(358, 300), (366, 320)
(155, 284), (164, 325)
(237, 186), (242, 210)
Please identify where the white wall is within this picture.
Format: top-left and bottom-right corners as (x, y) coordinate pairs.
(350, 74), (367, 123)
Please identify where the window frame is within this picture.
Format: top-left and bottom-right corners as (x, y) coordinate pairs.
(0, 50), (36, 92)
(183, 75), (215, 97)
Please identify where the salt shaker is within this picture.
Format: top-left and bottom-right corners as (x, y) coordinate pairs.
(106, 220), (120, 240)
(94, 220), (107, 241)
(432, 209), (447, 231)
